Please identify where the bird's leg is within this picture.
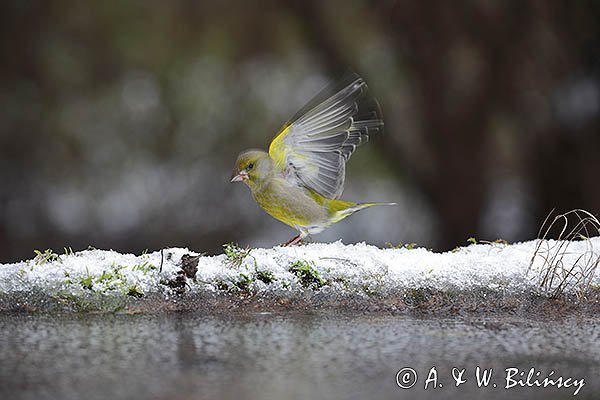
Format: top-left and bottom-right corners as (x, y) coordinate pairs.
(282, 234), (302, 247)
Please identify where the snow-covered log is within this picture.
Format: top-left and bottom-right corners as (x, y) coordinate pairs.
(1, 238), (599, 313)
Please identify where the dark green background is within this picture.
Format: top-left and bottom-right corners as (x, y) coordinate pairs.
(1, 1), (599, 261)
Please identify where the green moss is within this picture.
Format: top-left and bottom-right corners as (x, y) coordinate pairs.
(214, 273), (256, 294)
(69, 265), (137, 295)
(223, 242), (252, 268)
(234, 273), (253, 292)
(79, 275), (93, 290)
(256, 270), (275, 284)
(131, 261), (157, 274)
(289, 260), (325, 289)
(127, 285), (144, 298)
(33, 249), (61, 265)
(95, 265), (127, 288)
(53, 291), (126, 313)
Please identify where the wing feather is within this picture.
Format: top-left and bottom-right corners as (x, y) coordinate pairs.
(268, 73), (383, 199)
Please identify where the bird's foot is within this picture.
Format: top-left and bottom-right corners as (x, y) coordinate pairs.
(281, 234), (302, 247)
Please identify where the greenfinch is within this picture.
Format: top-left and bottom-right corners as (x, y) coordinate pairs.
(231, 73), (395, 246)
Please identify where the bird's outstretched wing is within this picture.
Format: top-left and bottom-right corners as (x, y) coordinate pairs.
(268, 73), (383, 199)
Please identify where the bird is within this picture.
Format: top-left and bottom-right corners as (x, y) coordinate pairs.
(231, 72), (395, 246)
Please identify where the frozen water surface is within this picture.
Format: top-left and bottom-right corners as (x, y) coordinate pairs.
(0, 313), (598, 400)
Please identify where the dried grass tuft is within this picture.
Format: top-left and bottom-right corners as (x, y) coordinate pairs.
(528, 209), (600, 298)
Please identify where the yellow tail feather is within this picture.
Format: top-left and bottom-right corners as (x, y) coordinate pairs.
(330, 202), (396, 223)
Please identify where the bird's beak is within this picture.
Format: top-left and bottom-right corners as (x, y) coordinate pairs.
(231, 170), (248, 183)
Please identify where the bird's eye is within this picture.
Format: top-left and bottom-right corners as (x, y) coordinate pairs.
(247, 163), (254, 170)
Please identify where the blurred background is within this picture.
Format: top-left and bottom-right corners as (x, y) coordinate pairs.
(1, 0), (599, 262)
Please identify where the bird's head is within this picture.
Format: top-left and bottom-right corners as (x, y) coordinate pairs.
(231, 149), (273, 190)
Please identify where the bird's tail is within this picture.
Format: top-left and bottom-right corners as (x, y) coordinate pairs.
(331, 201), (396, 223)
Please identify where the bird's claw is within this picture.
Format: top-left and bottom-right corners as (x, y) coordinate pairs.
(281, 234), (303, 247)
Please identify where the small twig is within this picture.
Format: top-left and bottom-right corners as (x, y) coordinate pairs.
(160, 248), (164, 273)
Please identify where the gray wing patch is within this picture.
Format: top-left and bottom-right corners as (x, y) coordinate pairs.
(279, 74), (383, 199)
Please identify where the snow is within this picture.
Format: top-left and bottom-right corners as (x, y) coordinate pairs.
(1, 238), (599, 304)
